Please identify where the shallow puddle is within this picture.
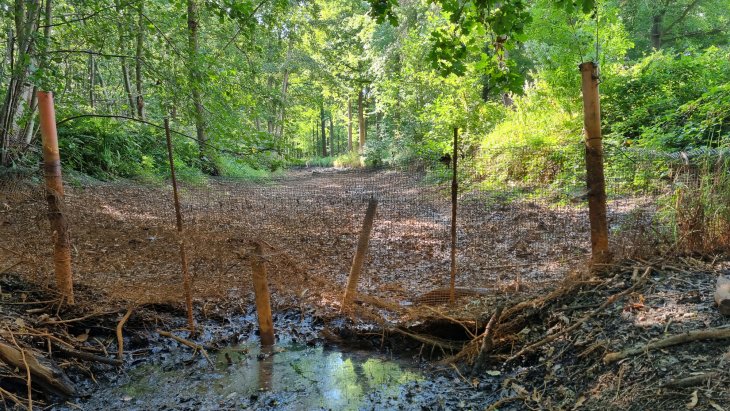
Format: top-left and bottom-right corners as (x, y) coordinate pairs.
(90, 343), (423, 410)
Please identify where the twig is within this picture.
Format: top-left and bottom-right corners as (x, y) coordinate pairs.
(486, 396), (523, 411)
(0, 386), (27, 410)
(506, 267), (652, 364)
(661, 372), (722, 389)
(156, 330), (213, 366)
(387, 327), (463, 351)
(603, 326), (730, 364)
(7, 331), (32, 410)
(54, 345), (122, 366)
(0, 261), (23, 275)
(116, 307), (135, 360)
(42, 310), (119, 325)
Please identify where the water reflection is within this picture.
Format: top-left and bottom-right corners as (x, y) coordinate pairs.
(214, 344), (422, 410)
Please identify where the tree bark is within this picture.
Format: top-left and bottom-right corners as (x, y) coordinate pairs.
(320, 106), (327, 157)
(0, 0), (41, 166)
(329, 114), (335, 156)
(358, 88), (365, 153)
(187, 0), (207, 161)
(347, 98), (353, 151)
(135, 0), (144, 119)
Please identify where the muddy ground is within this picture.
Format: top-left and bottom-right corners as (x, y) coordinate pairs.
(1, 168), (728, 410)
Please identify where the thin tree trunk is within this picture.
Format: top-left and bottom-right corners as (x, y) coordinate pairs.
(121, 58), (135, 116)
(357, 88), (365, 153)
(0, 0), (41, 166)
(347, 98), (353, 152)
(135, 0), (144, 119)
(187, 0), (207, 161)
(329, 114), (335, 156)
(320, 106), (327, 157)
(89, 54), (95, 108)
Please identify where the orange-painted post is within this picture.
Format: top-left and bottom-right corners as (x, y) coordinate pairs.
(579, 62), (611, 269)
(251, 241), (275, 346)
(164, 118), (195, 332)
(37, 91), (75, 305)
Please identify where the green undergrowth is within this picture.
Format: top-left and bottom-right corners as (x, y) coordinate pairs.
(333, 151), (364, 168)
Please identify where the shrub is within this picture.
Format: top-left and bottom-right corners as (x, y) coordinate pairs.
(333, 151), (363, 168)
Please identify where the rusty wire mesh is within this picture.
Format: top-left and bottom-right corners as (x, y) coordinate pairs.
(0, 146), (724, 322)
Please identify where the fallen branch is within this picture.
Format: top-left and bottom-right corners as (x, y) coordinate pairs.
(156, 329), (213, 366)
(42, 310), (120, 325)
(603, 326), (730, 364)
(0, 340), (75, 397)
(116, 306), (135, 360)
(506, 267), (652, 364)
(54, 345), (122, 366)
(387, 327), (463, 352)
(661, 372), (722, 389)
(472, 306), (503, 375)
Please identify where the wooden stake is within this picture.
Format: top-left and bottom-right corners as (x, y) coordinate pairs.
(342, 198), (378, 310)
(450, 127), (458, 304)
(164, 118), (195, 332)
(251, 241), (275, 346)
(37, 91), (75, 305)
(579, 62), (611, 268)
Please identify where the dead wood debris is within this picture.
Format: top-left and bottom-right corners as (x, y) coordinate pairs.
(603, 326), (730, 364)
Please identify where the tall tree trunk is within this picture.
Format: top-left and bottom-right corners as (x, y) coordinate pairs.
(135, 0), (145, 119)
(121, 57), (135, 116)
(0, 0), (41, 166)
(276, 43), (292, 139)
(187, 0), (208, 162)
(651, 14), (663, 49)
(347, 98), (353, 152)
(115, 1), (136, 117)
(320, 106), (327, 157)
(89, 54), (95, 108)
(329, 115), (334, 156)
(357, 88), (365, 153)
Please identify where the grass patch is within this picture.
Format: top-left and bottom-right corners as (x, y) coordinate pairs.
(333, 151), (363, 168)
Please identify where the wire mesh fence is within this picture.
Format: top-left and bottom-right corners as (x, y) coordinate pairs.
(1, 145), (726, 322)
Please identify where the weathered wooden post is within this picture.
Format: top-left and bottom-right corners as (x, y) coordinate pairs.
(579, 62), (611, 269)
(251, 241), (275, 346)
(342, 198), (378, 310)
(37, 91), (75, 305)
(164, 118), (195, 332)
(449, 127), (459, 304)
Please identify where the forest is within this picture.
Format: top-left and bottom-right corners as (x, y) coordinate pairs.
(1, 0), (730, 410)
(1, 0), (728, 179)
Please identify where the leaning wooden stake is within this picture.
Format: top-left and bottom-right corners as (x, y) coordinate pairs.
(37, 91), (75, 305)
(250, 241), (275, 346)
(342, 198), (378, 310)
(164, 118), (195, 332)
(580, 62), (611, 269)
(449, 127), (459, 304)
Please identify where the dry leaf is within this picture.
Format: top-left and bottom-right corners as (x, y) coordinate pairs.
(686, 390), (698, 409)
(486, 370), (501, 376)
(709, 401), (725, 411)
(75, 329), (90, 342)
